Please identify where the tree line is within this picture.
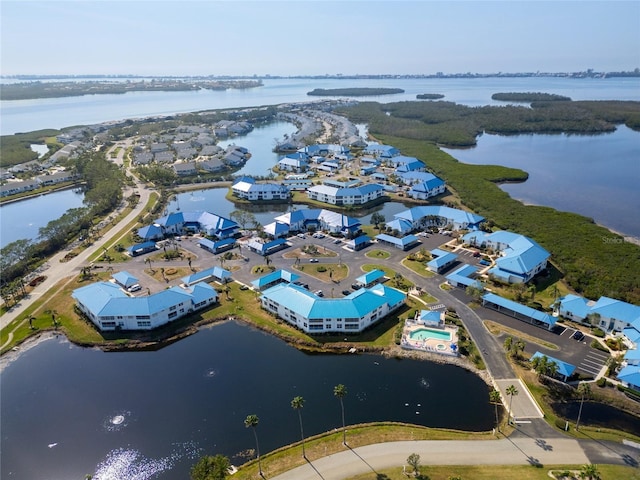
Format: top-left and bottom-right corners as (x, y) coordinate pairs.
(338, 99), (640, 147)
(1, 151), (124, 298)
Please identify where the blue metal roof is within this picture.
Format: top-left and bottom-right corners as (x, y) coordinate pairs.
(356, 269), (385, 285)
(482, 293), (556, 327)
(181, 267), (230, 285)
(618, 365), (640, 389)
(559, 294), (590, 319)
(427, 251), (458, 269)
(251, 269), (300, 289)
(530, 352), (576, 378)
(127, 241), (158, 254)
(260, 282), (405, 320)
(591, 296), (640, 325)
(394, 206), (484, 228)
(112, 271), (138, 287)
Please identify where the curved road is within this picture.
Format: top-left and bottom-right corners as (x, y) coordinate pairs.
(0, 141), (150, 337)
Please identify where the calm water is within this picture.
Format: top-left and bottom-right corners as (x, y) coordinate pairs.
(217, 121), (297, 177)
(0, 188), (85, 248)
(2, 77), (639, 135)
(441, 125), (640, 239)
(552, 401), (640, 437)
(169, 187), (412, 226)
(0, 321), (493, 479)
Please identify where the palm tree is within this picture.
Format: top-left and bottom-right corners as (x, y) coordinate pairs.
(506, 384), (518, 425)
(579, 463), (601, 480)
(489, 388), (502, 432)
(333, 384), (348, 445)
(575, 382), (591, 431)
(244, 414), (262, 476)
(291, 396), (306, 458)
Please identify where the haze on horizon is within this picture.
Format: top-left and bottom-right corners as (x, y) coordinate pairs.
(1, 0), (639, 77)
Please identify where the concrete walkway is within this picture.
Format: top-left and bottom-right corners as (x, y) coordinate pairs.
(270, 437), (591, 480)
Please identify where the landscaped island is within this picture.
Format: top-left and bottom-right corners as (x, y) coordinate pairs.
(492, 92), (572, 102)
(0, 79), (263, 100)
(416, 93), (445, 100)
(307, 87), (404, 96)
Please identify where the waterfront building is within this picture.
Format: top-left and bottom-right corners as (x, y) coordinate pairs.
(258, 275), (406, 333)
(72, 281), (217, 331)
(389, 205), (485, 232)
(307, 183), (385, 206)
(231, 177), (290, 201)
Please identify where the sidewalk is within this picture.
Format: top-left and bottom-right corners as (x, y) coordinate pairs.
(270, 437), (590, 480)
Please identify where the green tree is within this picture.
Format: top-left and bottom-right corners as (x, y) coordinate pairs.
(230, 210), (257, 230)
(506, 384), (518, 425)
(489, 388), (502, 432)
(291, 396), (306, 458)
(575, 382), (592, 431)
(190, 454), (231, 480)
(370, 212), (386, 230)
(579, 464), (601, 480)
(334, 383), (348, 445)
(244, 414), (262, 476)
(406, 453), (421, 476)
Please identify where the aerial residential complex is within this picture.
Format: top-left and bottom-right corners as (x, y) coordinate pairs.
(257, 273), (406, 333)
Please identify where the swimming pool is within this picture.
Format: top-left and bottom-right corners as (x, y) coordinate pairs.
(409, 327), (452, 342)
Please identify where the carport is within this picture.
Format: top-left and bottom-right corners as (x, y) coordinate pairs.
(482, 293), (556, 330)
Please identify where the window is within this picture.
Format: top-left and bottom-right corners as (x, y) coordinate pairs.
(168, 311), (177, 319)
(137, 321), (151, 327)
(101, 321), (116, 327)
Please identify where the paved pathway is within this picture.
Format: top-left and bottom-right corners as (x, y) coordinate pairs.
(270, 437), (591, 480)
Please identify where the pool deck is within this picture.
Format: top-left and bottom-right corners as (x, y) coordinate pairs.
(401, 320), (459, 356)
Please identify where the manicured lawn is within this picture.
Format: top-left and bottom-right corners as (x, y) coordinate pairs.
(402, 257), (435, 278)
(294, 263), (349, 283)
(365, 249), (391, 259)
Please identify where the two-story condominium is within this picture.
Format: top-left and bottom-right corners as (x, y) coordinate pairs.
(277, 155), (309, 173)
(72, 281), (218, 331)
(232, 177), (290, 201)
(463, 231), (550, 284)
(558, 294), (640, 333)
(307, 183), (385, 206)
(138, 211), (239, 240)
(406, 175), (446, 200)
(363, 144), (400, 158)
(389, 206), (485, 233)
(273, 208), (361, 237)
(259, 280), (406, 333)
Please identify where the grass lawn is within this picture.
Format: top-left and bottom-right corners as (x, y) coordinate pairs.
(365, 249), (391, 260)
(402, 257), (435, 278)
(294, 263), (349, 283)
(344, 464), (638, 480)
(232, 423), (493, 480)
(484, 320), (559, 351)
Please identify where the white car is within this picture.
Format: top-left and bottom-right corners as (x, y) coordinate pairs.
(309, 258), (319, 263)
(127, 284), (141, 293)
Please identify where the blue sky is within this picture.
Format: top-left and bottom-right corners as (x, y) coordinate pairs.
(1, 1), (638, 76)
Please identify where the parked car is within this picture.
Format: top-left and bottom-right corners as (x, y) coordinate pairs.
(479, 259), (491, 266)
(127, 284), (142, 293)
(333, 239), (342, 244)
(572, 331), (585, 341)
(297, 233), (306, 239)
(314, 290), (324, 297)
(351, 283), (362, 290)
(342, 290), (351, 296)
(473, 251), (481, 257)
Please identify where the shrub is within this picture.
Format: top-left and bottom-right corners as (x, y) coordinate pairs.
(592, 327), (605, 337)
(316, 266), (327, 272)
(596, 377), (607, 388)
